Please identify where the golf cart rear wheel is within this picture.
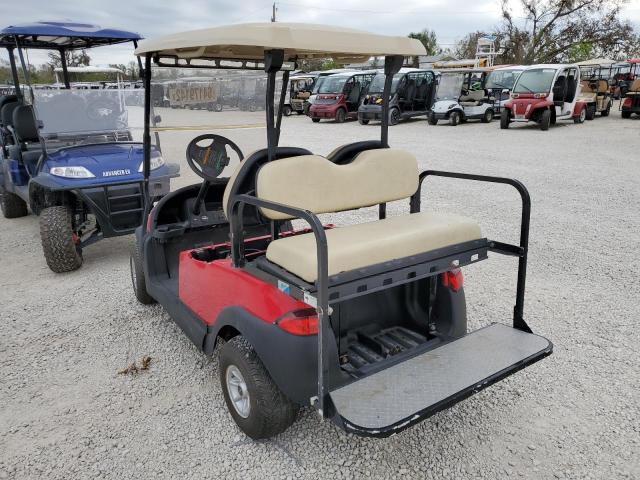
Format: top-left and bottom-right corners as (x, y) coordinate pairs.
(540, 109), (551, 131)
(389, 107), (400, 126)
(358, 117), (369, 125)
(281, 105), (292, 116)
(449, 111), (460, 126)
(335, 108), (347, 123)
(601, 102), (611, 117)
(0, 191), (28, 218)
(219, 336), (298, 439)
(130, 241), (155, 305)
(585, 105), (596, 120)
(214, 103), (223, 112)
(500, 110), (510, 129)
(39, 206), (83, 273)
(481, 109), (494, 123)
(621, 111), (631, 119)
(311, 117), (320, 123)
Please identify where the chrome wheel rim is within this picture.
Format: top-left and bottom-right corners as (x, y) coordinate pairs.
(226, 365), (250, 418)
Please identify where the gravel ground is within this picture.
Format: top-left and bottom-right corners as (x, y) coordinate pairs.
(1, 107), (639, 480)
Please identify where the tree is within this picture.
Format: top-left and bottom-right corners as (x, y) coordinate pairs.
(47, 49), (91, 69)
(500, 0), (637, 63)
(408, 29), (440, 67)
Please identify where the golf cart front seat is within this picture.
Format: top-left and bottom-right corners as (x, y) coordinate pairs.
(12, 105), (43, 175)
(226, 149), (481, 283)
(459, 89), (485, 106)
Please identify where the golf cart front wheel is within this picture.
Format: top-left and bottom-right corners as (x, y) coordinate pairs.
(219, 336), (298, 439)
(574, 108), (586, 124)
(39, 206), (83, 273)
(389, 108), (400, 126)
(449, 111), (461, 126)
(130, 241), (155, 305)
(500, 110), (510, 129)
(335, 108), (347, 123)
(481, 109), (494, 123)
(427, 113), (438, 125)
(585, 105), (596, 121)
(621, 111), (631, 119)
(281, 105), (292, 116)
(0, 191), (28, 218)
(311, 117), (320, 123)
(540, 109), (551, 131)
(358, 116), (369, 125)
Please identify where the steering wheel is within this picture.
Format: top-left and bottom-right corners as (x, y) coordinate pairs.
(186, 134), (244, 180)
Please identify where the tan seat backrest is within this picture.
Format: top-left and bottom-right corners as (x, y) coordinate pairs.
(460, 89), (484, 102)
(580, 80), (594, 93)
(255, 149), (419, 220)
(630, 79), (640, 92)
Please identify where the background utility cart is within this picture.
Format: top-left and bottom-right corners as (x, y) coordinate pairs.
(0, 22), (179, 272)
(132, 22), (552, 439)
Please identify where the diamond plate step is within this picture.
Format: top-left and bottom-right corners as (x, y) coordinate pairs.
(330, 323), (552, 435)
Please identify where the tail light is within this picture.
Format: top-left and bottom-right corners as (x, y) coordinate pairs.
(622, 97), (632, 108)
(275, 308), (318, 336)
(442, 268), (464, 292)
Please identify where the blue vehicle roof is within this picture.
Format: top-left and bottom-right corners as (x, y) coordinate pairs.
(0, 21), (141, 49)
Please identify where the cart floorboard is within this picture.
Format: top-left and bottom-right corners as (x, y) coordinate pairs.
(330, 323), (552, 435)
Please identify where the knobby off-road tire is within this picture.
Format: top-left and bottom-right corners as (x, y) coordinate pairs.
(39, 206), (83, 273)
(219, 336), (299, 439)
(130, 241), (155, 305)
(0, 191), (28, 218)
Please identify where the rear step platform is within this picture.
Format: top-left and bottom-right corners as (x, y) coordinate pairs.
(330, 323), (552, 437)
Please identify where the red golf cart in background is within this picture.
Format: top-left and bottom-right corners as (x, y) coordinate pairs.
(501, 64), (587, 130)
(308, 70), (377, 123)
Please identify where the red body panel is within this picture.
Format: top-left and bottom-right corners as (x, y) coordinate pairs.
(505, 95), (552, 120)
(179, 255), (310, 326)
(309, 94), (347, 119)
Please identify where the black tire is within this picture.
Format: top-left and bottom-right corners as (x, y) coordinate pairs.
(621, 111), (631, 119)
(0, 191), (28, 218)
(281, 105), (292, 117)
(500, 109), (510, 129)
(574, 107), (586, 124)
(335, 108), (347, 123)
(39, 205), (83, 273)
(311, 117), (320, 123)
(585, 105), (596, 121)
(427, 112), (438, 125)
(449, 111), (460, 126)
(481, 108), (494, 123)
(540, 109), (551, 131)
(215, 103), (223, 112)
(358, 116), (369, 125)
(600, 102), (611, 117)
(389, 108), (400, 126)
(130, 240), (155, 304)
(219, 336), (298, 439)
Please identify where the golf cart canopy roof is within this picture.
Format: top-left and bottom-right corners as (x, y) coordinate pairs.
(134, 22), (425, 64)
(0, 21), (141, 49)
(577, 58), (616, 67)
(53, 66), (125, 74)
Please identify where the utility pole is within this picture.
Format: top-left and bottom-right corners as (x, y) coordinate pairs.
(271, 2), (277, 22)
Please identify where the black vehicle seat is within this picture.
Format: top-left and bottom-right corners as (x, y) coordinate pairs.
(12, 105), (43, 175)
(252, 150), (481, 283)
(346, 82), (361, 107)
(404, 79), (416, 103)
(415, 79), (428, 101)
(566, 75), (577, 102)
(553, 75), (566, 105)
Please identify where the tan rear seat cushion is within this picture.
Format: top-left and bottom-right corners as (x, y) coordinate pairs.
(266, 212), (482, 282)
(256, 149), (419, 220)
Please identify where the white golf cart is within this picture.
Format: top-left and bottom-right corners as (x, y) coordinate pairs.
(429, 69), (495, 126)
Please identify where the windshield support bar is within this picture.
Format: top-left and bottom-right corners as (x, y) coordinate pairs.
(381, 55), (403, 147)
(275, 69), (290, 145)
(6, 47), (21, 97)
(58, 48), (71, 89)
(133, 40), (144, 78)
(142, 53), (152, 217)
(264, 50), (284, 162)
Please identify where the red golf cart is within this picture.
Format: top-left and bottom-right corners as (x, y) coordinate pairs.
(501, 64), (587, 130)
(132, 23), (552, 439)
(308, 70), (377, 123)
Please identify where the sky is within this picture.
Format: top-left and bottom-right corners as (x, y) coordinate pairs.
(5, 0), (640, 66)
